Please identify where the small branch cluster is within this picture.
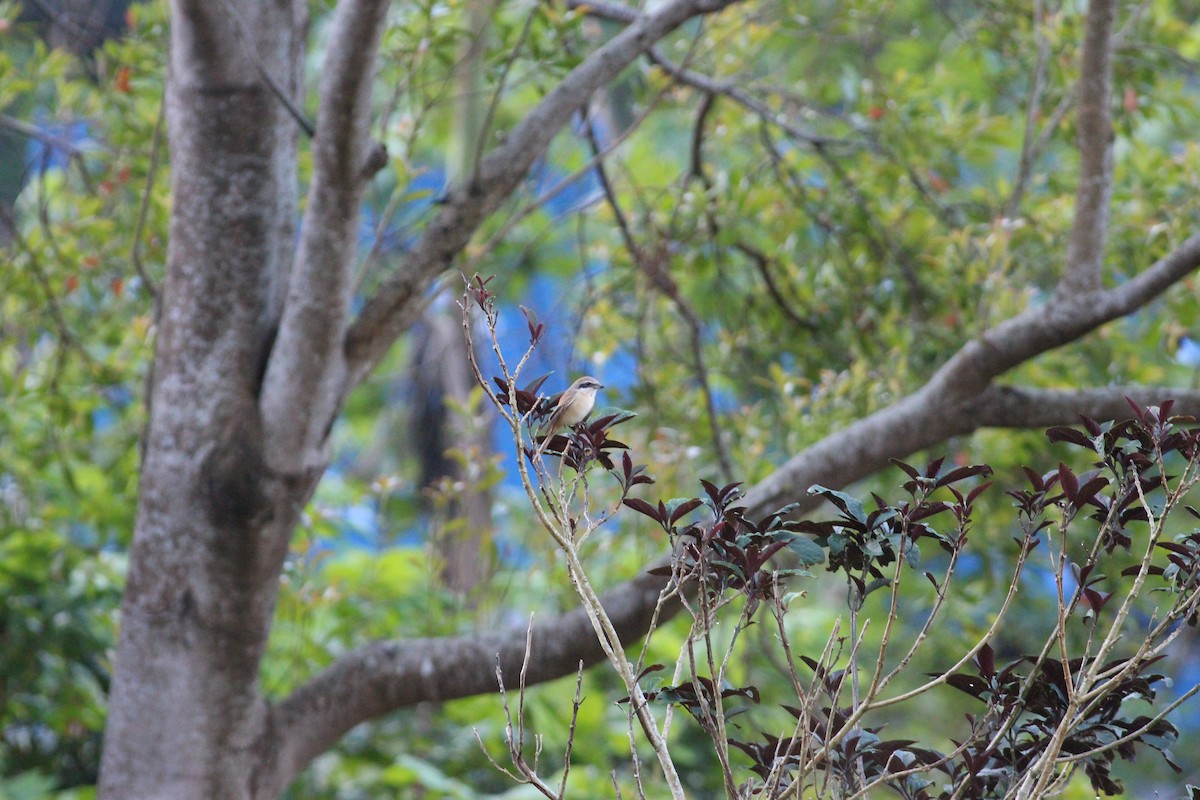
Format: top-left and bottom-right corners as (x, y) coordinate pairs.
(464, 286), (1200, 799)
(624, 454), (1006, 798)
(654, 401), (1200, 799)
(475, 620), (586, 800)
(462, 275), (688, 799)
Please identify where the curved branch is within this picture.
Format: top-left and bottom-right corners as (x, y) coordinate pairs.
(266, 570), (675, 792)
(969, 385), (1200, 429)
(747, 231), (1200, 515)
(269, 232), (1200, 787)
(342, 0), (743, 386)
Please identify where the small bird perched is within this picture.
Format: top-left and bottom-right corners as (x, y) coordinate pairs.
(535, 376), (604, 455)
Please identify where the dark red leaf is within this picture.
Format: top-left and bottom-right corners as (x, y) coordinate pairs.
(966, 481), (993, 505)
(1022, 466), (1044, 491)
(943, 674), (988, 698)
(976, 644), (995, 679)
(1046, 426), (1092, 448)
(1057, 463), (1079, 503)
(521, 373), (552, 396)
(637, 663), (665, 680)
(1074, 476), (1109, 507)
(519, 305), (542, 343)
(669, 498), (704, 525)
(935, 464), (993, 488)
(1124, 395), (1148, 422)
(623, 497), (664, 524)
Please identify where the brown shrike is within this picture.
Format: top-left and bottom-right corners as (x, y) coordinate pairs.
(535, 376), (603, 454)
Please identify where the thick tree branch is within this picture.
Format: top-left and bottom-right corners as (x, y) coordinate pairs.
(341, 0), (742, 386)
(969, 385), (1200, 428)
(1061, 0), (1116, 295)
(269, 231), (1200, 790)
(260, 0), (390, 468)
(261, 2), (1194, 774)
(266, 372), (1200, 782)
(938, 234), (1200, 395)
(266, 570), (675, 793)
(748, 383), (1200, 520)
(747, 231), (1200, 515)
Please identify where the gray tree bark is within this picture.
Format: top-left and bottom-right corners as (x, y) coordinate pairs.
(97, 0), (312, 796)
(96, 0), (1200, 797)
(96, 0), (741, 796)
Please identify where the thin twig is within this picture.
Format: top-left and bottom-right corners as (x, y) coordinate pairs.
(471, 0), (540, 184)
(215, 0), (316, 137)
(581, 110), (736, 482)
(130, 87), (165, 299)
(0, 113), (88, 158)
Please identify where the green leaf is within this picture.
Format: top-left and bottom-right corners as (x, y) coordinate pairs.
(807, 485), (866, 523)
(783, 535), (827, 566)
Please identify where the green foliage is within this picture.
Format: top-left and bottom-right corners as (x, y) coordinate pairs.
(0, 3), (166, 793)
(4, 0), (1200, 796)
(599, 406), (1200, 797)
(0, 531), (122, 790)
(531, 0), (1200, 487)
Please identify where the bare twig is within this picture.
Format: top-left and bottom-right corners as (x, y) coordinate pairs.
(215, 0), (316, 137)
(556, 662), (586, 797)
(568, 0), (840, 150)
(582, 109), (736, 482)
(734, 241), (817, 332)
(0, 113), (88, 158)
(130, 89), (165, 300)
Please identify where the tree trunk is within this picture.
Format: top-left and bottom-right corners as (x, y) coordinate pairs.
(410, 309), (495, 595)
(93, 0), (753, 793)
(97, 1), (307, 797)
